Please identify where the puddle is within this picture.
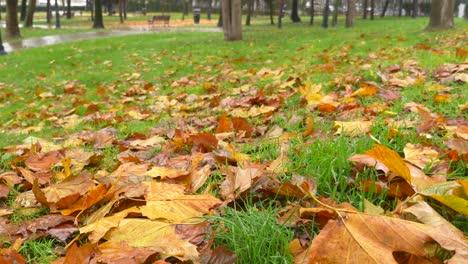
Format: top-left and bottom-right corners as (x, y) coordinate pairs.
(1, 26), (222, 53)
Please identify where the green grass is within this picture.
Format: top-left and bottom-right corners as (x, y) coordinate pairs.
(0, 16), (467, 262)
(19, 237), (62, 264)
(211, 203), (294, 264)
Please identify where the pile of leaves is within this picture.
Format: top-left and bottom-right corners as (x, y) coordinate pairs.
(1, 30), (467, 263)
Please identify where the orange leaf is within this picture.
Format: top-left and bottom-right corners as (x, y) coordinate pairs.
(366, 144), (411, 182)
(59, 184), (108, 216)
(63, 243), (96, 264)
(302, 213), (468, 263)
(215, 113), (233, 134)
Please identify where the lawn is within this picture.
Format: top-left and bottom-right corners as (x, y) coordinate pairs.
(0, 16), (467, 263)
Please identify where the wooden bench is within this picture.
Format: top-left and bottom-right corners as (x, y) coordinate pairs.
(148, 15), (170, 27)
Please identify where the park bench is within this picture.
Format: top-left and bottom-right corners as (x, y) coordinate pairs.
(148, 15), (170, 27)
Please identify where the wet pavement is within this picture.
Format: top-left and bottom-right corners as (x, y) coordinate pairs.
(2, 26), (222, 53)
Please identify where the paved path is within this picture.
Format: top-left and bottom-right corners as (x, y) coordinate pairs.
(2, 26), (221, 53)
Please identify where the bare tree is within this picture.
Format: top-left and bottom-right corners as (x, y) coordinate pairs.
(370, 0), (374, 19)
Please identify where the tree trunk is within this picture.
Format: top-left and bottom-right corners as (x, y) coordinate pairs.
(222, 0), (242, 41)
(278, 0), (284, 28)
(363, 0), (368, 19)
(370, 0), (374, 20)
(291, 0), (300, 22)
(24, 0), (36, 27)
(380, 0), (389, 17)
(6, 0), (21, 38)
(412, 0), (418, 18)
(322, 0), (330, 28)
(20, 0), (27, 21)
(207, 0), (212, 20)
(93, 0), (105, 28)
(426, 0), (454, 30)
(398, 0), (403, 16)
(66, 0), (71, 18)
(332, 0), (339, 26)
(309, 0), (314, 25)
(269, 0), (274, 25)
(46, 0), (52, 23)
(0, 31), (6, 55)
(54, 0), (60, 28)
(246, 0), (253, 25)
(346, 0), (355, 27)
(107, 0), (112, 16)
(119, 0), (124, 23)
(217, 2), (223, 27)
(89, 0), (94, 21)
(123, 0), (127, 19)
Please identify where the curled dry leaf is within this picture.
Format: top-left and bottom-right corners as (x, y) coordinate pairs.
(366, 144), (411, 182)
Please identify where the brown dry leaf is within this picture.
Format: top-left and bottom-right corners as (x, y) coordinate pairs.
(64, 148), (96, 175)
(348, 154), (390, 174)
(219, 165), (264, 200)
(190, 132), (218, 153)
(25, 151), (62, 172)
(215, 113), (233, 134)
(363, 199), (385, 215)
(62, 243), (96, 264)
(145, 166), (190, 180)
(79, 206), (141, 243)
(403, 143), (440, 170)
(95, 241), (159, 264)
(302, 117), (314, 137)
(18, 167), (53, 186)
(366, 144), (412, 182)
(399, 200), (465, 239)
(299, 82), (323, 106)
(455, 125), (468, 140)
(141, 193), (220, 223)
(59, 183), (108, 216)
(190, 165), (211, 193)
(128, 135), (166, 148)
(302, 213), (468, 263)
(34, 173), (95, 210)
(102, 218), (199, 262)
(93, 129), (116, 149)
(108, 162), (149, 181)
(200, 245), (237, 264)
(334, 121), (373, 137)
(350, 82), (379, 97)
